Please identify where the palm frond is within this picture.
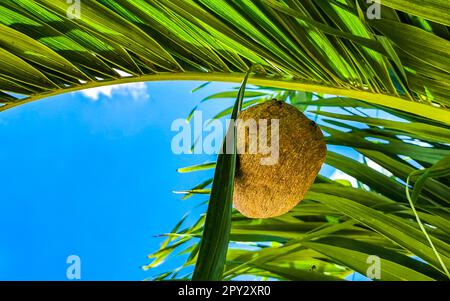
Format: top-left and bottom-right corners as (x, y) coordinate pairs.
(1, 0), (448, 281)
(0, 0), (448, 124)
(146, 88), (450, 281)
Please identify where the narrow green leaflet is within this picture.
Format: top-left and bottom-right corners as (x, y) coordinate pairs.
(192, 69), (251, 280)
(380, 0), (450, 26)
(307, 191), (450, 273)
(406, 157), (450, 277)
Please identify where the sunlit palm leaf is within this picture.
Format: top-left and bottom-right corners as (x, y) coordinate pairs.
(0, 0), (448, 124)
(147, 86), (449, 281)
(0, 0), (448, 282)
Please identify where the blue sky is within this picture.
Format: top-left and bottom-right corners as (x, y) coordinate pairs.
(0, 80), (371, 280)
(0, 81), (237, 280)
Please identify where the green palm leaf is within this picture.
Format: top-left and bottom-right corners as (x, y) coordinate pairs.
(0, 0), (448, 281)
(0, 0), (448, 124)
(147, 87), (449, 281)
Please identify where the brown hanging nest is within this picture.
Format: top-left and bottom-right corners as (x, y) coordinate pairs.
(233, 99), (326, 218)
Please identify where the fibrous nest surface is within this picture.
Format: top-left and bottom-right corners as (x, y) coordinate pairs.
(233, 99), (326, 218)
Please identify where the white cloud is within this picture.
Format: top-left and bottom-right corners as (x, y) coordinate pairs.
(80, 82), (149, 102)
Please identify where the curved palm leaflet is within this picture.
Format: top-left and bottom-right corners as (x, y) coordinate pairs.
(0, 0), (449, 280)
(150, 86), (450, 281)
(0, 0), (449, 124)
